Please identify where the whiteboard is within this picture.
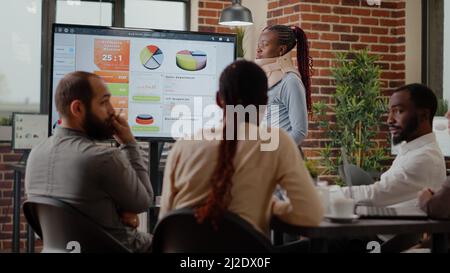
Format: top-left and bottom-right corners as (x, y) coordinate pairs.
(12, 113), (48, 150)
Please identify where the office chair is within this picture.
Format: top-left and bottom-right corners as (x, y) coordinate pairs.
(152, 208), (275, 253)
(339, 164), (375, 186)
(23, 196), (132, 253)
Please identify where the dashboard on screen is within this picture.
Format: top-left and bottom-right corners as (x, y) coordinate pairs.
(50, 24), (236, 140)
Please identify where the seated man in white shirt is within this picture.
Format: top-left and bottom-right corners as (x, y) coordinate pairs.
(331, 84), (447, 253)
(342, 84), (447, 207)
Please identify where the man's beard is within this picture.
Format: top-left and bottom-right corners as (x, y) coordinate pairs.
(392, 114), (419, 145)
(83, 108), (114, 141)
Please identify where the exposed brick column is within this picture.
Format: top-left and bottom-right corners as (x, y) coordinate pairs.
(0, 143), (25, 252)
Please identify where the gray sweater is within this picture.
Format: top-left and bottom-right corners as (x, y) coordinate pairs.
(25, 127), (153, 252)
(265, 72), (308, 145)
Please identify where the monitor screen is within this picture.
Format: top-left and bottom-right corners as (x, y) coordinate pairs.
(50, 24), (236, 140)
(12, 113), (48, 150)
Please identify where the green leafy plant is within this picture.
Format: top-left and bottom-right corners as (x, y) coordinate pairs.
(313, 50), (389, 184)
(436, 98), (448, 116)
(0, 116), (12, 126)
(305, 159), (319, 180)
(235, 27), (246, 58)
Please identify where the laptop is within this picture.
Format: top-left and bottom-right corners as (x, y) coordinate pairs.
(341, 148), (428, 220)
(356, 206), (428, 220)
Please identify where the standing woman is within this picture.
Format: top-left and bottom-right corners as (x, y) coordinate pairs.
(255, 25), (312, 145)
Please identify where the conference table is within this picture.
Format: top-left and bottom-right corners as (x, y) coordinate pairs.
(271, 217), (450, 253)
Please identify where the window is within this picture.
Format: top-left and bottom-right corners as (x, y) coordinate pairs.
(423, 0), (444, 98)
(56, 0), (113, 26)
(0, 0), (42, 114)
(0, 0), (190, 117)
(125, 0), (189, 30)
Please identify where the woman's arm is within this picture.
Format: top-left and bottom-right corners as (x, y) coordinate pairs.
(274, 131), (324, 226)
(281, 74), (308, 144)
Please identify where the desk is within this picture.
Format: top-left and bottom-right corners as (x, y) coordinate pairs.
(8, 163), (34, 253)
(271, 218), (450, 253)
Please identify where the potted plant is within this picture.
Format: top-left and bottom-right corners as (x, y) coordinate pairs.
(235, 27), (246, 59)
(313, 50), (389, 185)
(305, 159), (319, 184)
(436, 98), (448, 117)
(0, 115), (12, 141)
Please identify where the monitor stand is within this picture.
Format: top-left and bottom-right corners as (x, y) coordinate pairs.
(148, 141), (164, 233)
(18, 150), (30, 166)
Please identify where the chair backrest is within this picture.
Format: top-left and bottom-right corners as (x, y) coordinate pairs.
(23, 196), (132, 253)
(152, 208), (274, 253)
(339, 164), (374, 186)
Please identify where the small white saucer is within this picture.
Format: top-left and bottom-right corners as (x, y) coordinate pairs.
(325, 214), (359, 223)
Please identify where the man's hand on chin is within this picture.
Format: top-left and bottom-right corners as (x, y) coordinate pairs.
(120, 212), (140, 229)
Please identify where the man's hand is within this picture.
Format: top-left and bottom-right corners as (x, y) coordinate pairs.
(120, 212), (140, 229)
(418, 188), (434, 210)
(112, 112), (136, 145)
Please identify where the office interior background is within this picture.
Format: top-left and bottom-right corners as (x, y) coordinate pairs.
(0, 0), (449, 252)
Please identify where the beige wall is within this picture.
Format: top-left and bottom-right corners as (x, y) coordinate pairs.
(242, 0), (268, 60)
(190, 0), (199, 31)
(405, 0), (422, 84)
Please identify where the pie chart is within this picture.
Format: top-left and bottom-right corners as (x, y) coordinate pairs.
(176, 50), (207, 71)
(140, 45), (164, 70)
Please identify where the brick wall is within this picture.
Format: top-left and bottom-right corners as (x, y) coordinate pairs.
(267, 0), (406, 179)
(198, 0), (234, 33)
(199, 0), (406, 180)
(0, 143), (25, 252)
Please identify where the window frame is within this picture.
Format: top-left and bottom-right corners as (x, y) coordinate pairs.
(421, 0), (444, 99)
(124, 0), (190, 31)
(40, 0), (190, 114)
(0, 0), (45, 116)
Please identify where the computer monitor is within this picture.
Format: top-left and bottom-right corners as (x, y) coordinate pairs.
(50, 24), (236, 141)
(12, 113), (48, 150)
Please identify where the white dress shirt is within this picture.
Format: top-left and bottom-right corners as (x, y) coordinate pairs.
(342, 133), (447, 207)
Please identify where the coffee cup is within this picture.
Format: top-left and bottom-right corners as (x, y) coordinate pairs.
(331, 197), (355, 218)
